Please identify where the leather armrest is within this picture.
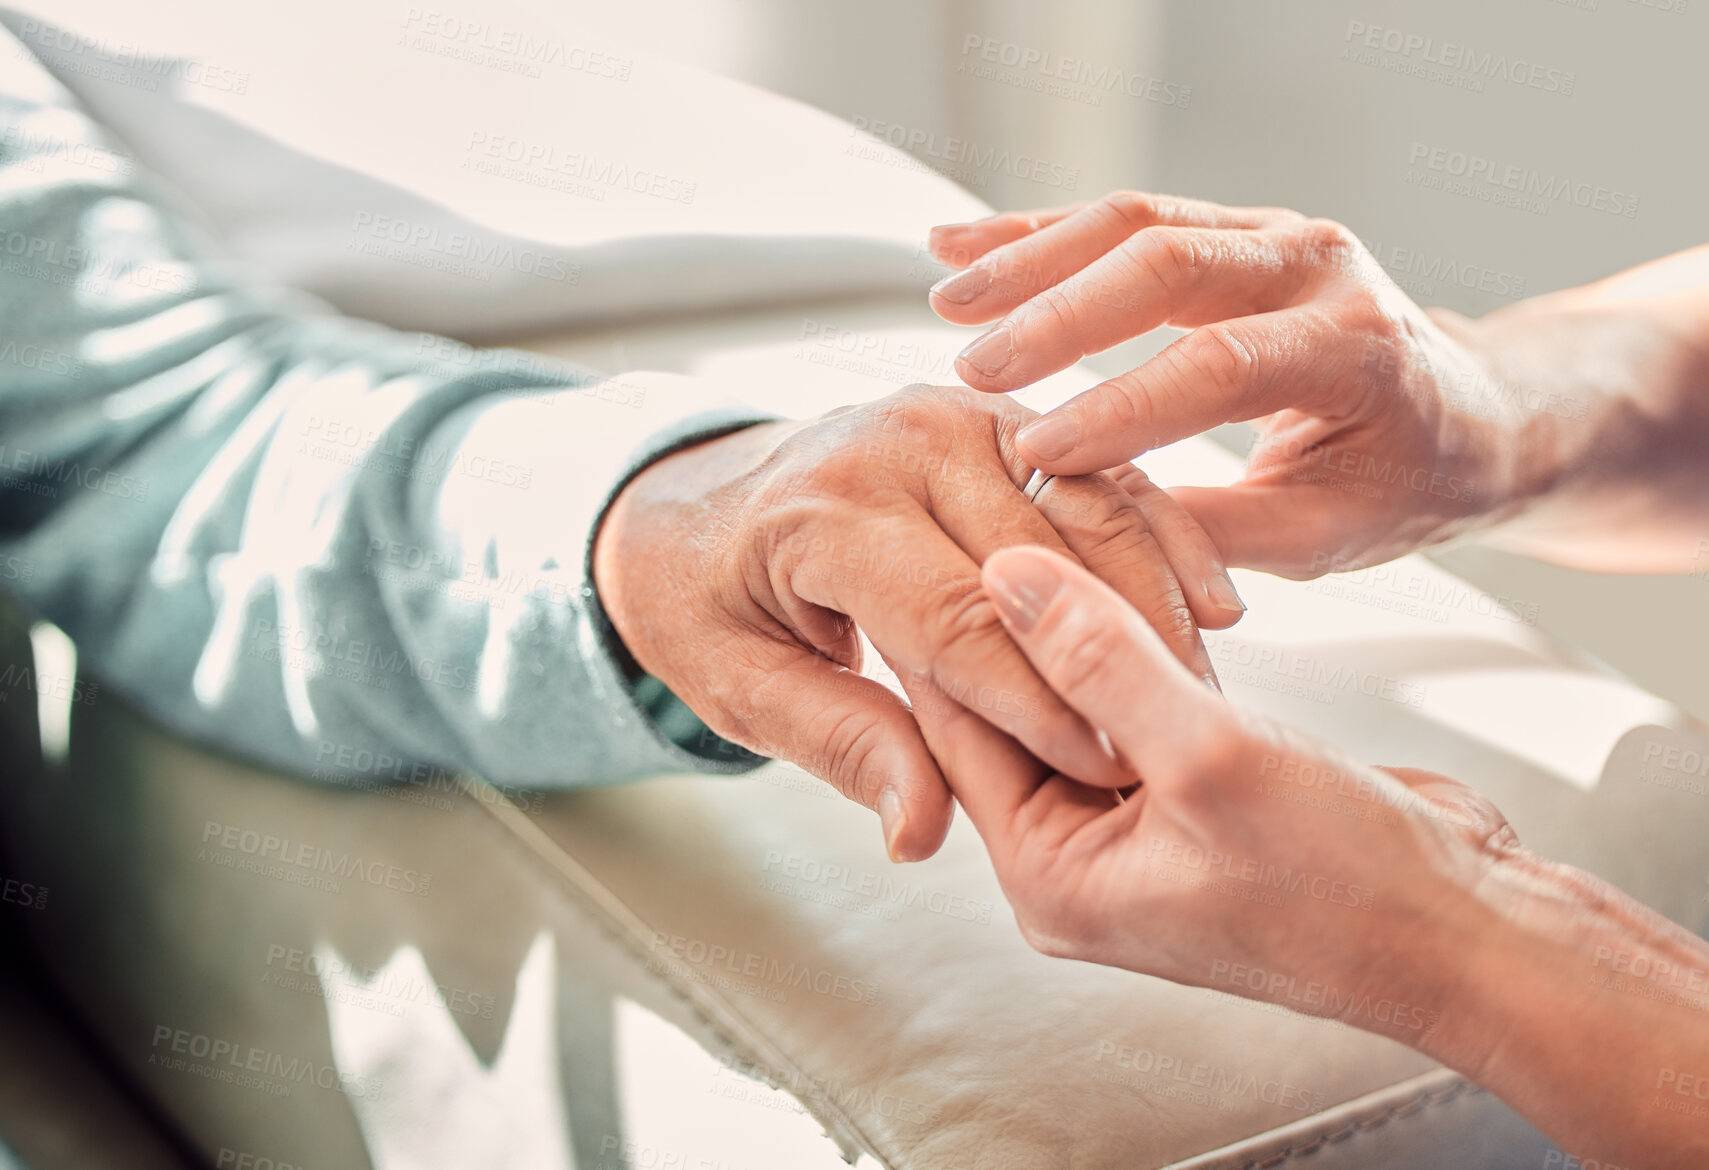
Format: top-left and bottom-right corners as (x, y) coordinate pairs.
(3, 297), (1705, 1169)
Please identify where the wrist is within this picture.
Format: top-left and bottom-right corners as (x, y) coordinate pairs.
(1415, 843), (1709, 1162)
(1466, 289), (1709, 568)
(1298, 826), (1522, 1055)
(591, 419), (791, 669)
(1397, 843), (1581, 1074)
(1401, 838), (1701, 1078)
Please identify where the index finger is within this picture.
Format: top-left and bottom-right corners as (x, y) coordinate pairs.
(932, 192), (1297, 326)
(1017, 306), (1346, 473)
(980, 545), (1232, 783)
(928, 205), (1085, 268)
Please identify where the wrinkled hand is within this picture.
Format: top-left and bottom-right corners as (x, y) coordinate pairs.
(592, 386), (1241, 861)
(928, 192), (1534, 577)
(954, 542), (1514, 1031)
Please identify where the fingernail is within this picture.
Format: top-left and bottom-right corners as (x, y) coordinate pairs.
(958, 324), (1014, 376)
(1017, 411), (1080, 462)
(928, 223), (970, 250)
(1095, 727), (1117, 763)
(931, 266), (990, 304)
(1206, 571), (1246, 615)
(987, 551), (1062, 634)
(879, 787), (909, 862)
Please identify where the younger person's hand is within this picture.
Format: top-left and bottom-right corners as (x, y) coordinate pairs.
(959, 542), (1504, 1007)
(927, 193), (1532, 577)
(955, 542), (1709, 1169)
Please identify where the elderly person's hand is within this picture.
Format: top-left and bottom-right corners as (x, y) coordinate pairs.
(955, 542), (1709, 1168)
(927, 193), (1709, 578)
(591, 385), (1243, 862)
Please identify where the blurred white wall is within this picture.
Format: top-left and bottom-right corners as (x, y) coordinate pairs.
(539, 0), (1175, 212)
(1150, 0), (1709, 721)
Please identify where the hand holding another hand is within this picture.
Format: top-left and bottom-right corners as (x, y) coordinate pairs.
(961, 541), (1709, 1169)
(960, 543), (1507, 1028)
(592, 386), (1241, 861)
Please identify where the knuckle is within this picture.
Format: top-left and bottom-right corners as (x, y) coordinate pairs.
(1030, 284), (1084, 338)
(1152, 597), (1201, 657)
(1074, 522), (1150, 574)
(1191, 322), (1259, 391)
(1079, 480), (1147, 535)
(698, 675), (758, 748)
(1088, 378), (1147, 439)
(779, 455), (861, 514)
(926, 584), (1004, 661)
(1297, 217), (1361, 267)
(1106, 463), (1159, 505)
(765, 428), (849, 493)
(1109, 462), (1161, 503)
(858, 392), (955, 459)
(1100, 189), (1160, 231)
(1344, 288), (1400, 339)
(1064, 488), (1155, 564)
(1127, 226), (1195, 290)
(820, 706), (894, 807)
(1042, 608), (1126, 702)
(882, 384), (945, 422)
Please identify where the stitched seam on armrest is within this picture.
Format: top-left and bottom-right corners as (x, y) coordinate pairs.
(1220, 1077), (1479, 1169)
(459, 776), (899, 1167)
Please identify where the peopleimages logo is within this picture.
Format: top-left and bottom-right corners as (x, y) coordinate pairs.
(1407, 143), (1640, 218)
(849, 116), (1081, 192)
(1362, 240), (1526, 301)
(1145, 838), (1377, 911)
(1207, 959), (1441, 1034)
(199, 819), (433, 896)
(13, 19), (251, 93)
(347, 212), (579, 285)
(0, 125), (131, 176)
(1344, 21), (1576, 95)
(462, 132), (699, 205)
(149, 1025), (381, 1100)
(1091, 1040), (1326, 1112)
(399, 8), (634, 80)
(956, 34), (1192, 108)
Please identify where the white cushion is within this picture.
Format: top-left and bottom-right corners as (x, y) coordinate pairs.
(4, 0), (986, 338)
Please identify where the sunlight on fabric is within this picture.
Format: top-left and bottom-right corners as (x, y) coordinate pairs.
(613, 997), (869, 1170)
(1415, 669), (1681, 790)
(27, 621), (75, 767)
(321, 933), (575, 1170)
(79, 289), (239, 365)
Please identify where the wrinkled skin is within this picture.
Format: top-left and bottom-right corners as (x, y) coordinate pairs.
(592, 385), (1242, 860)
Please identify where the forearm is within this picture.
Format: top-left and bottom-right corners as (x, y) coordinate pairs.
(1474, 245), (1709, 573)
(0, 30), (768, 788)
(1398, 848), (1709, 1166)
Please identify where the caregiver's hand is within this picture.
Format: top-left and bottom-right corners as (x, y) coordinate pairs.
(592, 386), (1240, 863)
(962, 543), (1709, 1168)
(929, 194), (1709, 577)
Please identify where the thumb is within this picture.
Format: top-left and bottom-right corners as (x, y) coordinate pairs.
(727, 645), (955, 863)
(1170, 483), (1346, 579)
(980, 545), (1230, 784)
